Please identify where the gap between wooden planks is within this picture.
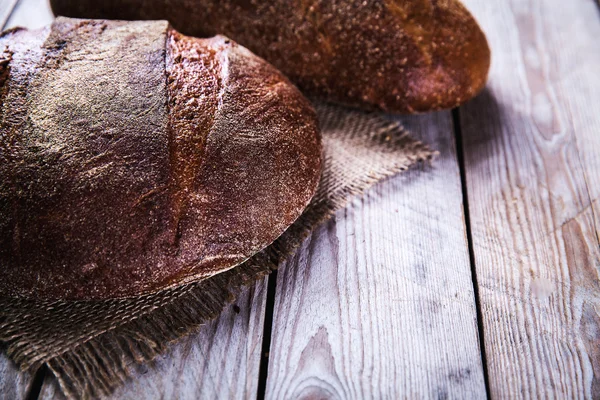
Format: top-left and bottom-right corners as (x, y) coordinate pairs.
(36, 118), (486, 397)
(2, 0), (486, 399)
(37, 282), (267, 400)
(459, 0), (600, 398)
(10, 0), (600, 398)
(262, 111), (486, 399)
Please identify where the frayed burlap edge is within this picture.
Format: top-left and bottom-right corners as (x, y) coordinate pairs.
(0, 103), (436, 399)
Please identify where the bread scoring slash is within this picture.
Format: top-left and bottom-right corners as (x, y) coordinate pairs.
(0, 18), (322, 300)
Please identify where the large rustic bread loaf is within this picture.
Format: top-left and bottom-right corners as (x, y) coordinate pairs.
(0, 17), (322, 300)
(49, 0), (491, 113)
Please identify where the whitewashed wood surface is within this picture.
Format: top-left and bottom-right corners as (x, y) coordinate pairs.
(4, 0), (52, 30)
(0, 0), (19, 29)
(2, 0), (600, 399)
(38, 280), (268, 400)
(459, 0), (600, 398)
(263, 112), (486, 399)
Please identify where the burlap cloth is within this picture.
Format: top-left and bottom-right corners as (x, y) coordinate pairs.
(0, 102), (435, 399)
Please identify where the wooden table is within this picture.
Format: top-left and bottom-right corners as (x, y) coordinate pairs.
(2, 0), (600, 398)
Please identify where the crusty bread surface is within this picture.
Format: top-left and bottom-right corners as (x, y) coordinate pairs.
(49, 0), (491, 113)
(0, 18), (322, 300)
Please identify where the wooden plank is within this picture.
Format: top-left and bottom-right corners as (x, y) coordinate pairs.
(458, 0), (600, 398)
(3, 0), (53, 31)
(39, 279), (267, 399)
(0, 0), (19, 30)
(264, 111), (487, 398)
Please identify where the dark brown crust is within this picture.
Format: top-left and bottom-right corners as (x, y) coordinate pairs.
(0, 18), (321, 300)
(49, 0), (491, 113)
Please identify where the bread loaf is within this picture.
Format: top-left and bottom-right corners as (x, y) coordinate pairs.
(49, 0), (491, 113)
(0, 17), (322, 300)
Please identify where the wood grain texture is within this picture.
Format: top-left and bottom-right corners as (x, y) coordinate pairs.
(458, 0), (600, 397)
(4, 0), (53, 30)
(264, 112), (487, 399)
(38, 279), (267, 400)
(4, 0), (599, 399)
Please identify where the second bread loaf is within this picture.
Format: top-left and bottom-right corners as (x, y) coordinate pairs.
(49, 0), (491, 113)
